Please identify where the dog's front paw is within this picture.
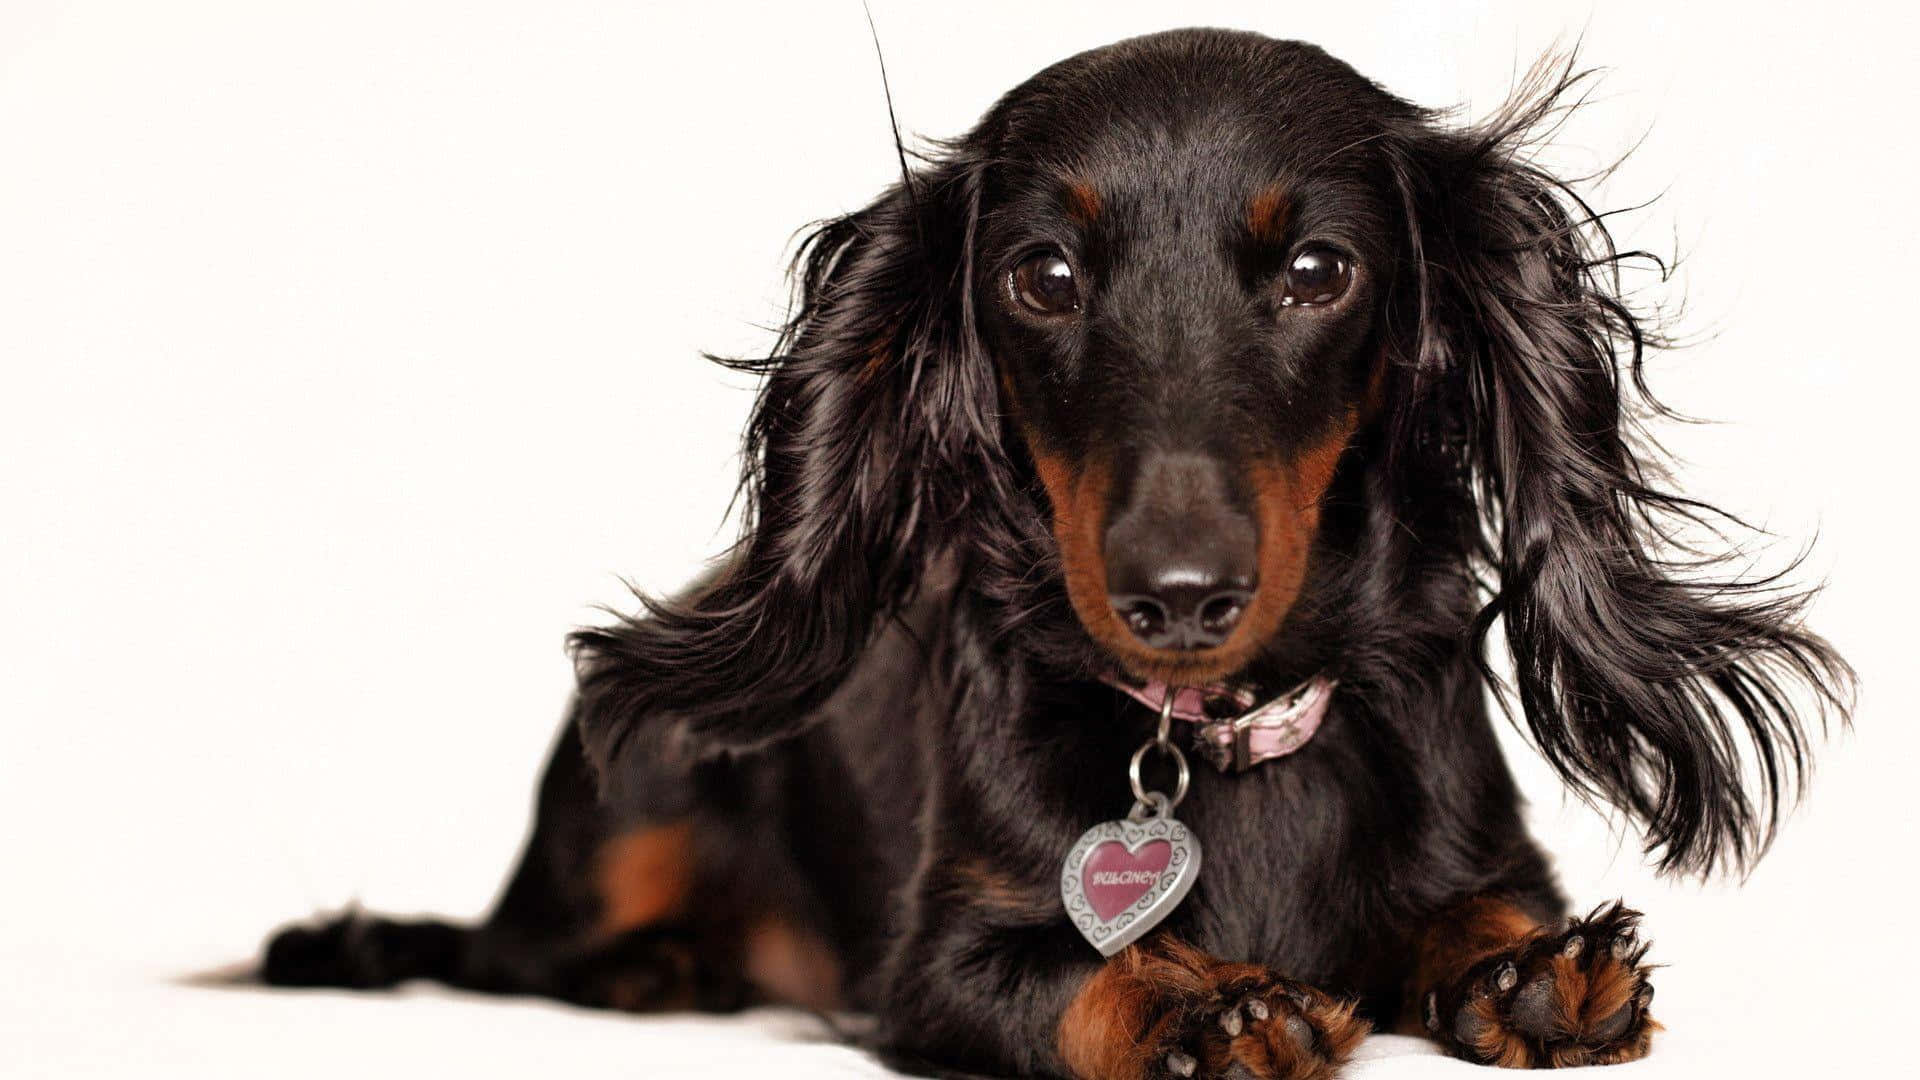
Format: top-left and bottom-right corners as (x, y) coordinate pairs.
(1152, 972), (1368, 1080)
(1425, 903), (1658, 1068)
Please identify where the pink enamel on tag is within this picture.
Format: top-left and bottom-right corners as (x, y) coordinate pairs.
(1082, 838), (1173, 920)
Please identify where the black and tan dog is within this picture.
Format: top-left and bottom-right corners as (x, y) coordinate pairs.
(261, 29), (1849, 1078)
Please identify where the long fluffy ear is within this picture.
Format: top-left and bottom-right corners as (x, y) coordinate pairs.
(568, 154), (1009, 792)
(1384, 61), (1853, 876)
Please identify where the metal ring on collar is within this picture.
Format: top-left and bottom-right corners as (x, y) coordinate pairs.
(1128, 735), (1190, 811)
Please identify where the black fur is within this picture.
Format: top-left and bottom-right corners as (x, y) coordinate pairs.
(261, 30), (1849, 1078)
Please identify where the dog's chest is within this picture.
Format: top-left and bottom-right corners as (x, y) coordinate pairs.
(1152, 751), (1373, 970)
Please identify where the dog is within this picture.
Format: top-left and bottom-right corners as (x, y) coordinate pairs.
(260, 29), (1850, 1078)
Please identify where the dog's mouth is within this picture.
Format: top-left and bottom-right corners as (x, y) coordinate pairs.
(1029, 418), (1358, 687)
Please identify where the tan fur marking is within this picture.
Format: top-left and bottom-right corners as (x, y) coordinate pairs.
(744, 917), (842, 1011)
(949, 858), (1051, 915)
(1248, 185), (1292, 245)
(1547, 952), (1590, 1037)
(1058, 945), (1164, 1080)
(1220, 411), (1363, 678)
(1469, 995), (1534, 1068)
(859, 340), (892, 383)
(1407, 897), (1542, 1010)
(1057, 940), (1365, 1080)
(1030, 444), (1145, 669)
(595, 822), (695, 934)
(1579, 954), (1642, 1035)
(1066, 180), (1103, 226)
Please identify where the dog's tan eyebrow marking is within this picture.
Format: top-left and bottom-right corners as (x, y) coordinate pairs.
(1248, 184), (1292, 245)
(1065, 180), (1102, 226)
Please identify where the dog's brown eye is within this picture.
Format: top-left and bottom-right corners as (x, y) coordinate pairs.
(1280, 248), (1352, 307)
(1012, 252), (1081, 316)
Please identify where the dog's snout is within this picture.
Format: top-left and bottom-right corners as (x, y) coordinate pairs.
(1103, 453), (1258, 652)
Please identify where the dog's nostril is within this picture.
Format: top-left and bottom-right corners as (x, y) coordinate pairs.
(1198, 592), (1248, 637)
(1118, 598), (1169, 642)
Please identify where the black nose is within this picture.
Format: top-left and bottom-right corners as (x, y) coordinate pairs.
(1108, 574), (1255, 650)
(1103, 453), (1258, 652)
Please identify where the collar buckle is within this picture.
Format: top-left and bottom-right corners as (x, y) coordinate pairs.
(1185, 676), (1336, 774)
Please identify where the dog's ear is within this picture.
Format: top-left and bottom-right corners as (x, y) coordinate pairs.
(1383, 65), (1852, 876)
(569, 153), (1010, 792)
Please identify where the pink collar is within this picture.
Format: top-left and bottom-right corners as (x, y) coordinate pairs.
(1103, 674), (1338, 773)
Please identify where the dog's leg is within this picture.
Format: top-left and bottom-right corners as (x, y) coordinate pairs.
(1057, 938), (1370, 1080)
(260, 718), (764, 1012)
(1407, 898), (1657, 1067)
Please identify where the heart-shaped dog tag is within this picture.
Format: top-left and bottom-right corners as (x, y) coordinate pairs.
(1059, 813), (1201, 956)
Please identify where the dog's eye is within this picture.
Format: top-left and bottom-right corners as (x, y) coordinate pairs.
(1280, 248), (1352, 307)
(1011, 252), (1081, 316)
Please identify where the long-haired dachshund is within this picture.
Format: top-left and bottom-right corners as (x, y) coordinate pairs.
(260, 29), (1850, 1078)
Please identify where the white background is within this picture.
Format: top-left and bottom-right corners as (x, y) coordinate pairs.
(2, 1), (1914, 1076)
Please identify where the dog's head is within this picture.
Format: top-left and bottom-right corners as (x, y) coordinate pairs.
(971, 35), (1399, 685)
(575, 29), (1849, 876)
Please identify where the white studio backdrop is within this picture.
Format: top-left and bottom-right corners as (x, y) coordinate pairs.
(1, 1), (1914, 1076)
